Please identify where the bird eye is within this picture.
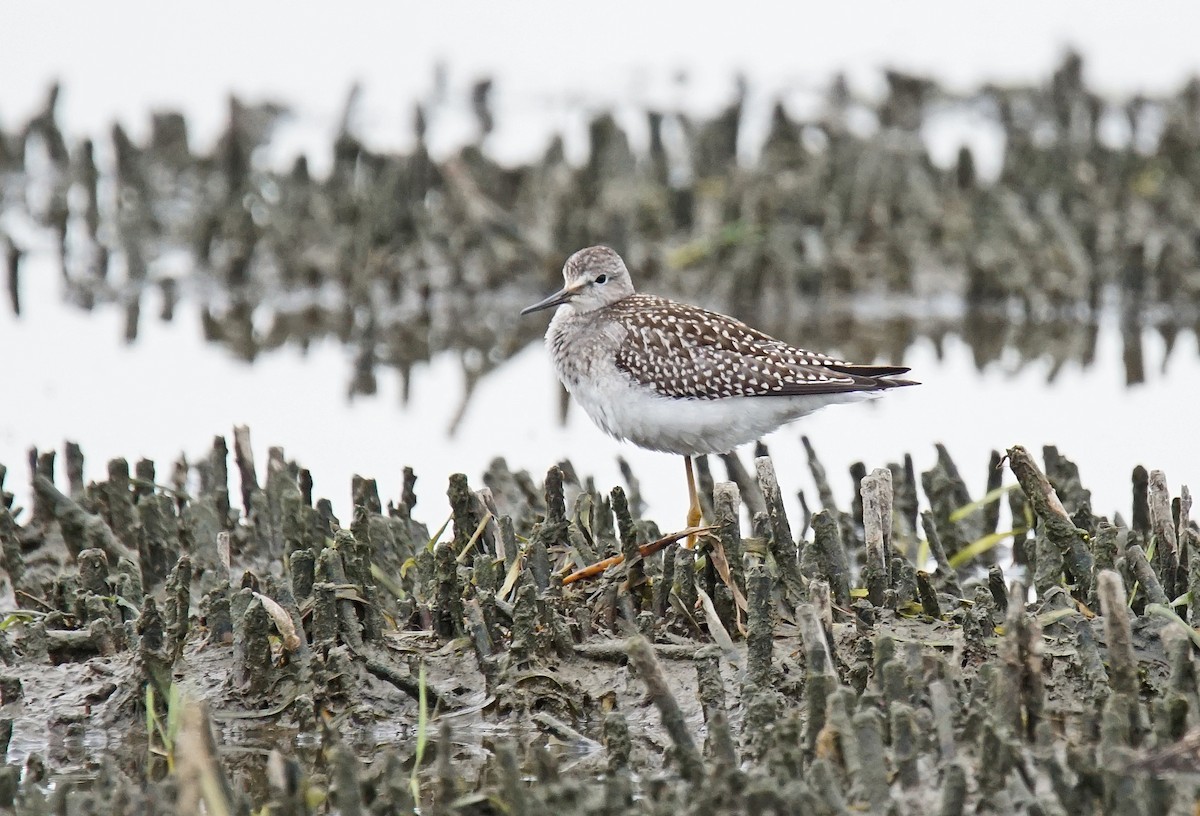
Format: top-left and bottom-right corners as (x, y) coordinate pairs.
(595, 274), (607, 284)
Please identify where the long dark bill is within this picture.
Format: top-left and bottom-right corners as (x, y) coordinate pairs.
(520, 285), (579, 315)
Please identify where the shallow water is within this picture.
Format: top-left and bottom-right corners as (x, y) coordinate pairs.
(2, 242), (1196, 536)
(3, 21), (1200, 544)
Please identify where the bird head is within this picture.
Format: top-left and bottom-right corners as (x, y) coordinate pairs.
(520, 246), (635, 316)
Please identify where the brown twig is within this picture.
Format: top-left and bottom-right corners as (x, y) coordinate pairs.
(562, 525), (716, 585)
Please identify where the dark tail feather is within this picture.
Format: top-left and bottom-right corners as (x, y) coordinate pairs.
(828, 364), (919, 389)
(828, 364), (910, 378)
(875, 377), (920, 389)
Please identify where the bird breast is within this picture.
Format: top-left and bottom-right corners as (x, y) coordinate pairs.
(545, 306), (625, 390)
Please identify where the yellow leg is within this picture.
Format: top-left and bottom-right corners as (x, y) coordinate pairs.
(685, 456), (702, 549)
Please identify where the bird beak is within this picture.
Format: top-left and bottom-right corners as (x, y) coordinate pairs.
(520, 282), (585, 316)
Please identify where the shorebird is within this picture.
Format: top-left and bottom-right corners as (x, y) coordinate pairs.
(521, 245), (916, 546)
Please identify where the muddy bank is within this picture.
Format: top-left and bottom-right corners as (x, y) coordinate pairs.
(0, 431), (1197, 813)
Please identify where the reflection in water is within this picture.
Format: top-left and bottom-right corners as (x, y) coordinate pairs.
(185, 292), (1198, 415)
(2, 53), (1199, 420)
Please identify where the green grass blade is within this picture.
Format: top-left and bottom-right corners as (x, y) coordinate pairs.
(948, 529), (1022, 569)
(372, 563), (407, 601)
(949, 484), (1019, 523)
(426, 514), (453, 551)
(1145, 603), (1200, 649)
(456, 512), (494, 564)
(1036, 607), (1079, 627)
(409, 661), (429, 803)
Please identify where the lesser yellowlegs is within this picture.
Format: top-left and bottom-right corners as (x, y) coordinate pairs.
(521, 246), (916, 544)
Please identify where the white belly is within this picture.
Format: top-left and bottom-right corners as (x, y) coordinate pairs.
(566, 371), (873, 456)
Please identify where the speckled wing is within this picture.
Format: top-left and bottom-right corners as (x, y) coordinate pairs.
(610, 295), (909, 400)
